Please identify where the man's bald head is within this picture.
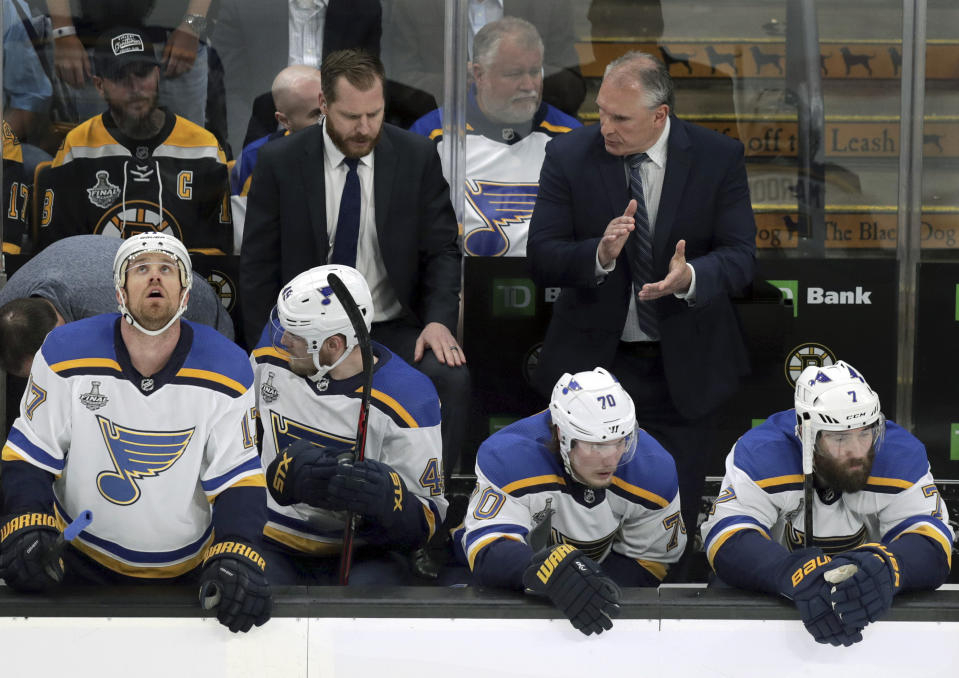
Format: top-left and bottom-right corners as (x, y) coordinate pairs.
(272, 65), (325, 133)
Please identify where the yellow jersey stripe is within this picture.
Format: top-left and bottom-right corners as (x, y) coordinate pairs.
(894, 523), (953, 569)
(756, 473), (805, 488)
(539, 120), (573, 133)
(637, 558), (668, 581)
(2, 242), (21, 255)
(502, 474), (566, 494)
(610, 476), (670, 507)
(1, 443), (26, 462)
(50, 357), (123, 373)
(176, 368), (247, 395)
(866, 475), (914, 489)
(252, 346), (290, 360)
(467, 533), (524, 570)
(422, 502), (437, 539)
(427, 128), (443, 140)
(706, 524), (769, 568)
(205, 473), (267, 503)
(263, 525), (343, 556)
(366, 388), (419, 428)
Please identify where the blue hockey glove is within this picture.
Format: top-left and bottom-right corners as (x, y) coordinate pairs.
(0, 512), (64, 592)
(199, 540), (272, 633)
(327, 458), (408, 527)
(266, 439), (342, 507)
(777, 547), (863, 647)
(826, 543), (901, 629)
(523, 543), (621, 636)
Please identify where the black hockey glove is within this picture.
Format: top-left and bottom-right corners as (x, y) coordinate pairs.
(266, 439), (342, 507)
(826, 543), (901, 629)
(327, 458), (408, 527)
(522, 543), (621, 636)
(199, 540), (272, 633)
(777, 547), (863, 647)
(0, 512), (64, 592)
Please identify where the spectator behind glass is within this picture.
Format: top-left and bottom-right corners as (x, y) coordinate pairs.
(213, 0), (381, 162)
(44, 0), (212, 128)
(35, 26), (232, 253)
(410, 16), (580, 257)
(385, 0), (585, 128)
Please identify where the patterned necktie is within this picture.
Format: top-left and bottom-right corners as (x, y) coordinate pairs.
(625, 153), (659, 340)
(331, 157), (360, 266)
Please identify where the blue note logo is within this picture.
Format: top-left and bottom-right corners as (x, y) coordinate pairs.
(96, 416), (194, 505)
(464, 180), (538, 256)
(269, 411), (352, 457)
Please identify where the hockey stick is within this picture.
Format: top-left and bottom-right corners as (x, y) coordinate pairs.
(43, 510), (93, 581)
(798, 412), (815, 548)
(327, 272), (375, 585)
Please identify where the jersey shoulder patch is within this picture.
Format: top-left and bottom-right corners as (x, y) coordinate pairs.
(732, 410), (804, 492)
(866, 421), (930, 490)
(176, 321), (254, 395)
(537, 104), (582, 136)
(409, 108), (444, 142)
(367, 344), (441, 428)
(476, 412), (564, 494)
(609, 430), (679, 507)
(41, 314), (121, 375)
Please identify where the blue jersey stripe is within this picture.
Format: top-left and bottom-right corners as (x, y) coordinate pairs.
(7, 426), (64, 472)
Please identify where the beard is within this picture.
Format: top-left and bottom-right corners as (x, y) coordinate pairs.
(326, 116), (382, 158)
(107, 92), (161, 138)
(129, 297), (178, 331)
(814, 443), (876, 493)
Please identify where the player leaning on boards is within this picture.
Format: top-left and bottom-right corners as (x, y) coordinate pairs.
(458, 367), (685, 635)
(253, 265), (447, 584)
(701, 361), (953, 646)
(0, 233), (271, 633)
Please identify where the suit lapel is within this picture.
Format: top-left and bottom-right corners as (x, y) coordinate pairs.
(654, 117), (690, 262)
(592, 129), (627, 233)
(301, 127), (329, 259)
(373, 127), (396, 249)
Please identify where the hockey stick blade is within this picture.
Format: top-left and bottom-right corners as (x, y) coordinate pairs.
(327, 272), (375, 585)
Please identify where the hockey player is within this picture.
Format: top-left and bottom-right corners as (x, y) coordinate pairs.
(409, 17), (580, 256)
(701, 360), (953, 647)
(35, 26), (232, 253)
(253, 265), (448, 584)
(459, 367), (685, 635)
(0, 232), (271, 634)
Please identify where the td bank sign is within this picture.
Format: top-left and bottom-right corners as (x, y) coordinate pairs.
(768, 280), (872, 317)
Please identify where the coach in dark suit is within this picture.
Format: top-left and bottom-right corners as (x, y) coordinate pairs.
(214, 0), (382, 156)
(527, 52), (756, 574)
(240, 49), (468, 487)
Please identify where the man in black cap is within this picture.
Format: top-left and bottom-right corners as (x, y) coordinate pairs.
(34, 26), (233, 255)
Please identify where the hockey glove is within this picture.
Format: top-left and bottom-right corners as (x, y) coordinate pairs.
(0, 512), (64, 592)
(199, 540), (272, 633)
(522, 543), (621, 636)
(826, 543), (901, 629)
(777, 547), (863, 647)
(266, 439), (342, 507)
(327, 458), (408, 527)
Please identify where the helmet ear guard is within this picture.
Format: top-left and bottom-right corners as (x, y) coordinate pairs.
(112, 232), (193, 336)
(273, 265), (374, 380)
(549, 367), (638, 483)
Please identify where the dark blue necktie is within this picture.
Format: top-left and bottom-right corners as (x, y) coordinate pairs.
(331, 157), (360, 266)
(625, 153), (659, 340)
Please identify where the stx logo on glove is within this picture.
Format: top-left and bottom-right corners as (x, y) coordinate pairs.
(204, 541), (267, 571)
(272, 450), (293, 494)
(791, 554), (833, 587)
(535, 543), (577, 585)
(390, 471), (403, 511)
(1, 513), (58, 542)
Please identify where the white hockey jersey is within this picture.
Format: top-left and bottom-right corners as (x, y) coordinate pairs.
(1, 315), (264, 577)
(461, 411), (685, 580)
(251, 337), (447, 555)
(701, 410), (954, 568)
(410, 93), (580, 257)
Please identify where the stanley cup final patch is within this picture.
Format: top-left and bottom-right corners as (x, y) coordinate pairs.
(87, 171), (121, 209)
(112, 33), (147, 56)
(80, 381), (109, 411)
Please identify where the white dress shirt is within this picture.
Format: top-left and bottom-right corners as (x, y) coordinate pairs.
(288, 0), (328, 69)
(322, 119), (403, 322)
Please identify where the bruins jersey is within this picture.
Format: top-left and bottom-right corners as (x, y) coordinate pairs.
(36, 109), (232, 253)
(460, 411), (685, 582)
(3, 120), (29, 255)
(410, 92), (579, 257)
(1, 315), (264, 578)
(701, 410), (954, 569)
(251, 332), (447, 555)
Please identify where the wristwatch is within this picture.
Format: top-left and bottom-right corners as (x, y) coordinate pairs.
(181, 13), (208, 38)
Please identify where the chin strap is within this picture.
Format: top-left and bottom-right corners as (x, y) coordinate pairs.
(118, 288), (189, 337)
(307, 343), (357, 382)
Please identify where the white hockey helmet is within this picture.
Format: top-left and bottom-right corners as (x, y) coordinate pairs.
(794, 360), (885, 456)
(549, 367), (638, 481)
(113, 232), (193, 336)
(272, 264), (373, 380)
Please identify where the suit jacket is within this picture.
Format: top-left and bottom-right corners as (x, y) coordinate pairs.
(527, 117), (756, 420)
(239, 122), (460, 346)
(213, 0), (382, 154)
(386, 0), (586, 126)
